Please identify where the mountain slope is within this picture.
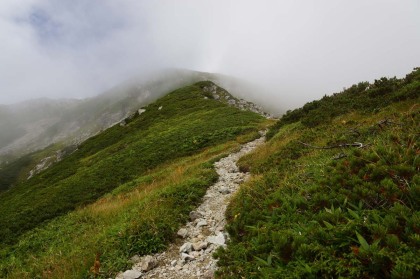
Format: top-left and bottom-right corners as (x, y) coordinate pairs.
(0, 69), (274, 166)
(0, 81), (266, 246)
(0, 69), (274, 194)
(0, 81), (271, 278)
(215, 68), (420, 278)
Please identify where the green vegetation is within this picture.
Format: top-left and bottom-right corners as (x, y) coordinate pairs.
(216, 68), (420, 278)
(268, 67), (420, 138)
(0, 154), (32, 192)
(0, 143), (71, 193)
(0, 141), (244, 278)
(0, 81), (266, 278)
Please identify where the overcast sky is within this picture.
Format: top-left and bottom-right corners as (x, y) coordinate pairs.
(1, 0), (419, 108)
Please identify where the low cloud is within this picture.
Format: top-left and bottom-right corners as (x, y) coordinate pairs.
(1, 0), (419, 110)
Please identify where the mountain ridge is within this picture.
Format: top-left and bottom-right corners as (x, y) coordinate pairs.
(0, 69), (275, 165)
(0, 68), (418, 278)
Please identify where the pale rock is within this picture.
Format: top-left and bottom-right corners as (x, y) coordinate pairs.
(140, 255), (157, 272)
(170, 260), (177, 267)
(192, 241), (208, 251)
(179, 242), (192, 253)
(177, 228), (188, 238)
(196, 220), (207, 228)
(228, 99), (236, 105)
(122, 270), (142, 279)
(181, 253), (195, 261)
(207, 232), (226, 245)
(190, 251), (200, 258)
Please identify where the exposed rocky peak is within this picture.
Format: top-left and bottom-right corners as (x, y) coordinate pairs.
(202, 82), (272, 118)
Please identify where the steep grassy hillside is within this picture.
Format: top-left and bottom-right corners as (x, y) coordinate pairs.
(0, 81), (265, 249)
(0, 140), (251, 278)
(216, 68), (419, 278)
(0, 143), (72, 193)
(0, 69), (274, 166)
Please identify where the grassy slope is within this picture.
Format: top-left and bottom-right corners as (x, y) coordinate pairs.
(0, 143), (71, 193)
(216, 69), (420, 278)
(0, 81), (268, 278)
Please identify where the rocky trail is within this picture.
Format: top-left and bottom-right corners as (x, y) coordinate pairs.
(116, 133), (266, 279)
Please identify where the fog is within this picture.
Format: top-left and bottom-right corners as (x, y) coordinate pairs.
(1, 0), (419, 110)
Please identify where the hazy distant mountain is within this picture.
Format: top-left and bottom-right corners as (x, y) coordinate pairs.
(0, 99), (81, 161)
(0, 69), (276, 164)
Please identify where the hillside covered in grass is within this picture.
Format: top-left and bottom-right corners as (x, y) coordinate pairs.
(216, 68), (419, 278)
(0, 81), (268, 278)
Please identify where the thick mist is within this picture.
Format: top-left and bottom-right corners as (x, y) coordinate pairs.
(1, 0), (419, 109)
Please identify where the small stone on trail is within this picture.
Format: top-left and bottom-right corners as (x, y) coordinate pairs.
(189, 211), (202, 221)
(181, 253), (195, 261)
(207, 232), (226, 246)
(170, 260), (177, 267)
(190, 251), (200, 258)
(140, 255), (157, 272)
(122, 270), (142, 279)
(177, 228), (188, 238)
(192, 241), (208, 251)
(196, 220), (207, 228)
(179, 242), (192, 253)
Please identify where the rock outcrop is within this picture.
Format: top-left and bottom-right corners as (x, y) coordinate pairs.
(202, 84), (272, 118)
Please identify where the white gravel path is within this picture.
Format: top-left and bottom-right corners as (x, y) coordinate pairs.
(116, 133), (265, 279)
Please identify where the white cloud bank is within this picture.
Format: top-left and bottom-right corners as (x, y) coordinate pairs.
(0, 0), (419, 109)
